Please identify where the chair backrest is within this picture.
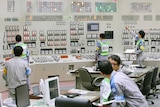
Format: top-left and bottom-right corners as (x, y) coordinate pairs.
(15, 84), (30, 107)
(55, 97), (92, 107)
(77, 68), (97, 91)
(151, 67), (159, 88)
(141, 70), (153, 95)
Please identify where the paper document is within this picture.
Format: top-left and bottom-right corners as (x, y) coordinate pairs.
(92, 100), (125, 106)
(68, 88), (89, 95)
(76, 95), (97, 101)
(124, 49), (135, 54)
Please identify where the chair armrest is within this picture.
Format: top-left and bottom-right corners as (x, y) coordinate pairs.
(92, 76), (104, 87)
(156, 78), (160, 85)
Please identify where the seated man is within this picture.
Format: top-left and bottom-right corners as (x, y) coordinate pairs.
(98, 59), (149, 107)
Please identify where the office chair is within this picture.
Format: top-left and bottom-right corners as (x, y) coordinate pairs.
(15, 84), (30, 107)
(77, 68), (103, 91)
(140, 70), (154, 104)
(156, 71), (160, 92)
(55, 97), (92, 107)
(148, 67), (159, 98)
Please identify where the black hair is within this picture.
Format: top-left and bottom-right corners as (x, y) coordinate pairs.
(99, 33), (105, 39)
(15, 34), (22, 42)
(14, 46), (23, 56)
(110, 55), (121, 66)
(138, 30), (145, 38)
(99, 60), (113, 75)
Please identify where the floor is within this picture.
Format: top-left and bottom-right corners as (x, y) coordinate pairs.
(1, 81), (160, 107)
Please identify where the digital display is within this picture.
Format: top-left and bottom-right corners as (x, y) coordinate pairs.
(87, 23), (99, 31)
(49, 80), (59, 99)
(95, 2), (117, 12)
(104, 31), (114, 39)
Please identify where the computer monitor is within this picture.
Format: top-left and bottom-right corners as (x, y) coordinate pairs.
(15, 84), (30, 107)
(44, 76), (60, 105)
(0, 93), (2, 107)
(32, 85), (41, 96)
(87, 23), (99, 31)
(39, 79), (45, 96)
(55, 97), (92, 107)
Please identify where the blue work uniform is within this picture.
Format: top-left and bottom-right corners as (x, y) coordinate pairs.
(15, 42), (29, 63)
(96, 39), (109, 61)
(14, 42), (31, 89)
(5, 57), (30, 100)
(110, 71), (149, 107)
(131, 32), (145, 66)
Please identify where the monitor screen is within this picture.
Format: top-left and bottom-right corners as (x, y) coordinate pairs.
(15, 84), (30, 107)
(87, 23), (99, 31)
(32, 85), (41, 96)
(0, 93), (2, 107)
(39, 79), (45, 96)
(104, 31), (114, 39)
(44, 76), (60, 105)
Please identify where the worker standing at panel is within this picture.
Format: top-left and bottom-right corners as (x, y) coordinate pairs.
(125, 27), (146, 67)
(2, 34), (31, 88)
(95, 33), (109, 70)
(14, 34), (29, 63)
(3, 46), (30, 100)
(14, 34), (31, 89)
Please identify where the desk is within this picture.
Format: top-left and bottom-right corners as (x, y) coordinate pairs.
(70, 66), (154, 89)
(30, 89), (99, 107)
(3, 89), (99, 107)
(123, 49), (136, 61)
(124, 66), (153, 82)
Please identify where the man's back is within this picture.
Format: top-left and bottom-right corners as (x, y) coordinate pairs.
(6, 57), (27, 89)
(112, 72), (148, 107)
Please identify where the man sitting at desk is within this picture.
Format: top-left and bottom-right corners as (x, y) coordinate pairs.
(108, 55), (122, 73)
(99, 59), (148, 107)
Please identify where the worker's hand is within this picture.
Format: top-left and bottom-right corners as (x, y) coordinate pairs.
(125, 26), (129, 31)
(25, 68), (31, 75)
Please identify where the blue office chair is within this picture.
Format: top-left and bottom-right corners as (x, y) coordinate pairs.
(55, 97), (92, 107)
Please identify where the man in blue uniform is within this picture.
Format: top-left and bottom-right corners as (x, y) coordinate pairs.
(3, 46), (30, 100)
(14, 34), (29, 63)
(99, 58), (148, 107)
(95, 33), (109, 70)
(14, 34), (31, 89)
(126, 27), (145, 67)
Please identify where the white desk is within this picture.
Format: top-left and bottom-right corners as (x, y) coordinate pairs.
(70, 66), (154, 89)
(3, 89), (99, 107)
(30, 89), (99, 107)
(0, 60), (95, 92)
